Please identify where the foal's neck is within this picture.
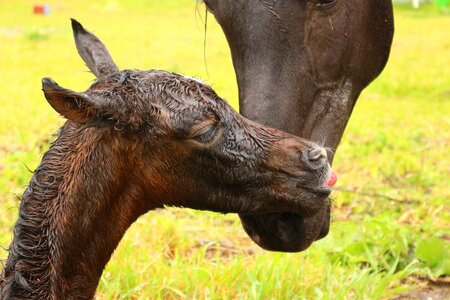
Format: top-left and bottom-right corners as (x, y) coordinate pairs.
(1, 124), (151, 299)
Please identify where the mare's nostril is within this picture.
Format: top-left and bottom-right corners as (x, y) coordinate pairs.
(308, 148), (327, 162)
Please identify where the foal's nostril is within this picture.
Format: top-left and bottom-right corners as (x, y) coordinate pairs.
(307, 148), (327, 162)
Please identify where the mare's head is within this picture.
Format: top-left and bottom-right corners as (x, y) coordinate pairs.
(42, 20), (333, 241)
(204, 0), (394, 251)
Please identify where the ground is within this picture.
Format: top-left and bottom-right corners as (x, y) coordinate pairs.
(0, 1), (449, 299)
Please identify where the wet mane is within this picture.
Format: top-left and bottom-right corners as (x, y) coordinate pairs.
(1, 126), (73, 299)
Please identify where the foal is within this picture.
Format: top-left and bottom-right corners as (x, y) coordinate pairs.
(0, 19), (332, 299)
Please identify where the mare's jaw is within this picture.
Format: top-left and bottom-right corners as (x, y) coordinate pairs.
(240, 205), (330, 252)
(237, 171), (332, 252)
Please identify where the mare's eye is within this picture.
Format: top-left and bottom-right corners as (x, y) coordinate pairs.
(316, 0), (337, 8)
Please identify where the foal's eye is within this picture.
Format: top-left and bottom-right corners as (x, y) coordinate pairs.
(192, 124), (218, 143)
(189, 120), (221, 144)
(316, 0), (337, 8)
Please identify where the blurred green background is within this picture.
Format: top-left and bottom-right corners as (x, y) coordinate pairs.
(0, 1), (449, 299)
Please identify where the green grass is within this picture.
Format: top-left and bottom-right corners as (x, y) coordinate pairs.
(1, 1), (449, 299)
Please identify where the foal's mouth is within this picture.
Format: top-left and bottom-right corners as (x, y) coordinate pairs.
(310, 170), (337, 198)
(305, 186), (332, 198)
(288, 168), (336, 216)
(310, 170), (338, 195)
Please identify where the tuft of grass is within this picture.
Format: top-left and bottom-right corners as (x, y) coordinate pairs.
(0, 1), (449, 299)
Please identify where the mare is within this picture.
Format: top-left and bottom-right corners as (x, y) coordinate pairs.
(203, 0), (395, 251)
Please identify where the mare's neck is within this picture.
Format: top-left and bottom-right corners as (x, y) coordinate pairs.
(1, 124), (152, 299)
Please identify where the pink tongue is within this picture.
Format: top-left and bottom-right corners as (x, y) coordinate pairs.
(324, 172), (337, 187)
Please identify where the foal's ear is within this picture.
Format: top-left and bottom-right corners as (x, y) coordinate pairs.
(42, 77), (105, 124)
(70, 18), (119, 79)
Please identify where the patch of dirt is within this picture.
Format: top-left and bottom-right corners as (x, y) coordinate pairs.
(197, 239), (256, 259)
(392, 278), (450, 300)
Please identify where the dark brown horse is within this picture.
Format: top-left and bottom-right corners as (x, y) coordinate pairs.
(0, 20), (334, 299)
(204, 0), (394, 251)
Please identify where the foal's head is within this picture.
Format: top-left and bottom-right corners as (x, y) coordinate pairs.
(43, 66), (332, 217)
(40, 19), (332, 220)
(35, 22), (337, 260)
